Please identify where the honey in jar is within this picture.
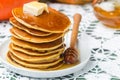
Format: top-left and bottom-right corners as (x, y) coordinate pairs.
(93, 0), (120, 29)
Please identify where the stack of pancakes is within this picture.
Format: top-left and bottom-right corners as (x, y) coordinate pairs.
(7, 7), (71, 70)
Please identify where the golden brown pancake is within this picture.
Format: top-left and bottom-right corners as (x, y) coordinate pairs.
(10, 27), (64, 43)
(6, 52), (23, 68)
(9, 46), (63, 63)
(10, 17), (52, 36)
(12, 7), (71, 33)
(10, 43), (65, 56)
(8, 52), (64, 69)
(6, 52), (64, 70)
(11, 37), (64, 51)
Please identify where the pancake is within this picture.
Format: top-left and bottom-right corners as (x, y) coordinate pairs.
(9, 46), (63, 63)
(6, 52), (64, 70)
(11, 37), (64, 51)
(8, 52), (64, 69)
(10, 17), (52, 36)
(10, 43), (65, 56)
(10, 27), (64, 43)
(7, 3), (71, 70)
(12, 7), (71, 33)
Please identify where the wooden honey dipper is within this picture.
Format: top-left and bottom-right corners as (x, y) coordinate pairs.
(64, 13), (81, 64)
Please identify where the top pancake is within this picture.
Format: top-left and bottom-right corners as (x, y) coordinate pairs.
(12, 7), (71, 33)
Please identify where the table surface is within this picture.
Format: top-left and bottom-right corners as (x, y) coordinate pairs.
(0, 2), (120, 80)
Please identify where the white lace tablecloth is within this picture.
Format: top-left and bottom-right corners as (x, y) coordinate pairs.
(0, 3), (120, 80)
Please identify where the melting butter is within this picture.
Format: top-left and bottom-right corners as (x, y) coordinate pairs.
(23, 1), (49, 16)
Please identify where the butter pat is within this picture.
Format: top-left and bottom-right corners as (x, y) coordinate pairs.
(23, 1), (49, 16)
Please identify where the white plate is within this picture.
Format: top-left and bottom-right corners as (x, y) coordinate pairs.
(0, 33), (91, 78)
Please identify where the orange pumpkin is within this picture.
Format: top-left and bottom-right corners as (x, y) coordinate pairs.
(0, 0), (36, 21)
(56, 0), (92, 4)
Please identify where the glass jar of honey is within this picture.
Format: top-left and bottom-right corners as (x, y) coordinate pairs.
(93, 0), (120, 29)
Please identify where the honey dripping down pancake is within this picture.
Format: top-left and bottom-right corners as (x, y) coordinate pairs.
(11, 37), (64, 51)
(12, 7), (71, 33)
(10, 43), (65, 56)
(9, 17), (52, 36)
(8, 52), (64, 69)
(10, 27), (64, 43)
(9, 45), (63, 63)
